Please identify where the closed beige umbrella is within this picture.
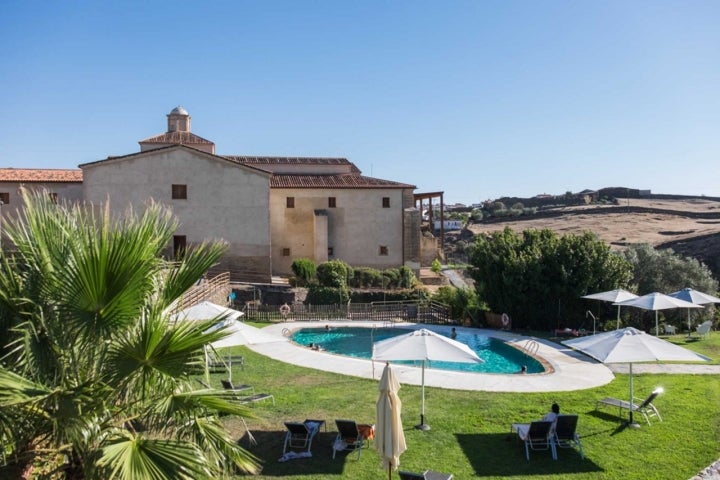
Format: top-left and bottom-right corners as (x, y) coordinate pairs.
(376, 363), (406, 480)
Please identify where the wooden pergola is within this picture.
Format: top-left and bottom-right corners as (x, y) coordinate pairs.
(413, 191), (445, 250)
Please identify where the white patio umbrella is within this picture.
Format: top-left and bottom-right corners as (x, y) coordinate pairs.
(376, 363), (406, 480)
(208, 320), (286, 381)
(614, 292), (702, 336)
(582, 289), (638, 329)
(372, 328), (482, 430)
(209, 319), (287, 349)
(668, 288), (720, 333)
(171, 300), (244, 323)
(564, 327), (709, 426)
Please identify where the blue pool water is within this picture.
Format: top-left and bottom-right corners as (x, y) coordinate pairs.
(291, 327), (545, 374)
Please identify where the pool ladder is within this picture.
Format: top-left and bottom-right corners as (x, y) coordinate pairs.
(521, 339), (540, 356)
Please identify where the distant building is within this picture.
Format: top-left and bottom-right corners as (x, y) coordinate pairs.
(434, 219), (463, 231)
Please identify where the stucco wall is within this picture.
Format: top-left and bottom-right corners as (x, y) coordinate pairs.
(270, 188), (407, 275)
(82, 148), (273, 282)
(0, 182), (84, 221)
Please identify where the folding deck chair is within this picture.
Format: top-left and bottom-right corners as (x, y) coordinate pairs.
(553, 415), (583, 459)
(282, 420), (323, 454)
(512, 420), (557, 460)
(332, 419), (367, 459)
(596, 388), (662, 425)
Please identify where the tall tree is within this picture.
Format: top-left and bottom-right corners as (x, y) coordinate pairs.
(469, 227), (632, 330)
(0, 190), (258, 479)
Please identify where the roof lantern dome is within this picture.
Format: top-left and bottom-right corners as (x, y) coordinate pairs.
(170, 106), (189, 116)
(167, 106), (191, 132)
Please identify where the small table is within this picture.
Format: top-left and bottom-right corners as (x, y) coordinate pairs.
(358, 423), (375, 446)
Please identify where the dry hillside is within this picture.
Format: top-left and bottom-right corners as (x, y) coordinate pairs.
(464, 197), (720, 277)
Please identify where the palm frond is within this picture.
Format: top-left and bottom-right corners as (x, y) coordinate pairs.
(98, 431), (211, 480)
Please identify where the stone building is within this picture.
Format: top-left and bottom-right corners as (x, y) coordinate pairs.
(1, 107), (422, 282)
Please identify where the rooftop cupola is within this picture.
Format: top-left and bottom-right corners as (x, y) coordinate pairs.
(167, 106), (191, 133)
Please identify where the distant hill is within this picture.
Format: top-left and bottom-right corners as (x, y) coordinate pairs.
(462, 197), (720, 278)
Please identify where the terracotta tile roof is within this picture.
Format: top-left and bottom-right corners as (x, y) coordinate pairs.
(270, 174), (415, 189)
(139, 131), (214, 145)
(226, 156), (361, 173)
(0, 168), (82, 183)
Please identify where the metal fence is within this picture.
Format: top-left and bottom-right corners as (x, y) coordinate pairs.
(243, 300), (453, 325)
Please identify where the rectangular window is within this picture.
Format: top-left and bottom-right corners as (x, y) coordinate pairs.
(282, 248), (291, 256)
(48, 192), (58, 204)
(172, 184), (187, 199)
(328, 247), (334, 256)
(379, 246), (388, 256)
(328, 197), (336, 208)
(382, 197), (390, 208)
(173, 235), (187, 260)
(286, 197), (295, 208)
(0, 192), (8, 204)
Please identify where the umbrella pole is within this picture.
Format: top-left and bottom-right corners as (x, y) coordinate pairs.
(204, 346), (210, 385)
(628, 363), (640, 428)
(415, 360), (430, 430)
(655, 311), (659, 336)
(616, 306), (621, 330)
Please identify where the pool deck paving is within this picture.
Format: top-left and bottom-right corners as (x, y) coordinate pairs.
(248, 321), (614, 392)
(248, 321), (718, 393)
(251, 322), (720, 392)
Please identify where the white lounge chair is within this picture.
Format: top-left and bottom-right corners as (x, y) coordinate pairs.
(596, 389), (662, 425)
(695, 321), (712, 337)
(662, 324), (677, 335)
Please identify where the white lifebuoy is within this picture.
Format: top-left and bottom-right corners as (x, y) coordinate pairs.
(279, 304), (291, 316)
(281, 328), (291, 337)
(501, 313), (510, 327)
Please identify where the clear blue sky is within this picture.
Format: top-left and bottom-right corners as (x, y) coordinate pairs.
(1, 1), (719, 204)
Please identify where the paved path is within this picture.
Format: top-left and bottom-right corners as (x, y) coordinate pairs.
(608, 363), (720, 374)
(253, 322), (620, 392)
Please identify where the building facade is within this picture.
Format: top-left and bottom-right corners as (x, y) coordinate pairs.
(1, 107), (422, 283)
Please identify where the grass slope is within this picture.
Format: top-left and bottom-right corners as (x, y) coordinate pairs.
(216, 331), (720, 480)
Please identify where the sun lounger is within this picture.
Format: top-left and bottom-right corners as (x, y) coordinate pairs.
(553, 415), (583, 459)
(220, 380), (273, 405)
(511, 421), (556, 460)
(399, 470), (454, 480)
(332, 419), (371, 460)
(220, 379), (254, 394)
(283, 420), (324, 454)
(238, 393), (275, 405)
(596, 389), (662, 425)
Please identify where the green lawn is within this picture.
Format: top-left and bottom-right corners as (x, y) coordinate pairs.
(214, 329), (720, 480)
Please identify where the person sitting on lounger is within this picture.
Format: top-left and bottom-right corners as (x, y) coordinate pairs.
(542, 403), (560, 423)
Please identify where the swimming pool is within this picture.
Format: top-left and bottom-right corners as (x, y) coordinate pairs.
(291, 326), (545, 374)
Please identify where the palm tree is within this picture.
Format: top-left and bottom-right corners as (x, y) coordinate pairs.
(0, 189), (259, 479)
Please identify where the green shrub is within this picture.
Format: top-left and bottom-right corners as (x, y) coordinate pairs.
(350, 267), (384, 288)
(290, 258), (317, 286)
(306, 285), (349, 304)
(316, 260), (349, 288)
(350, 288), (429, 303)
(431, 258), (442, 274)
